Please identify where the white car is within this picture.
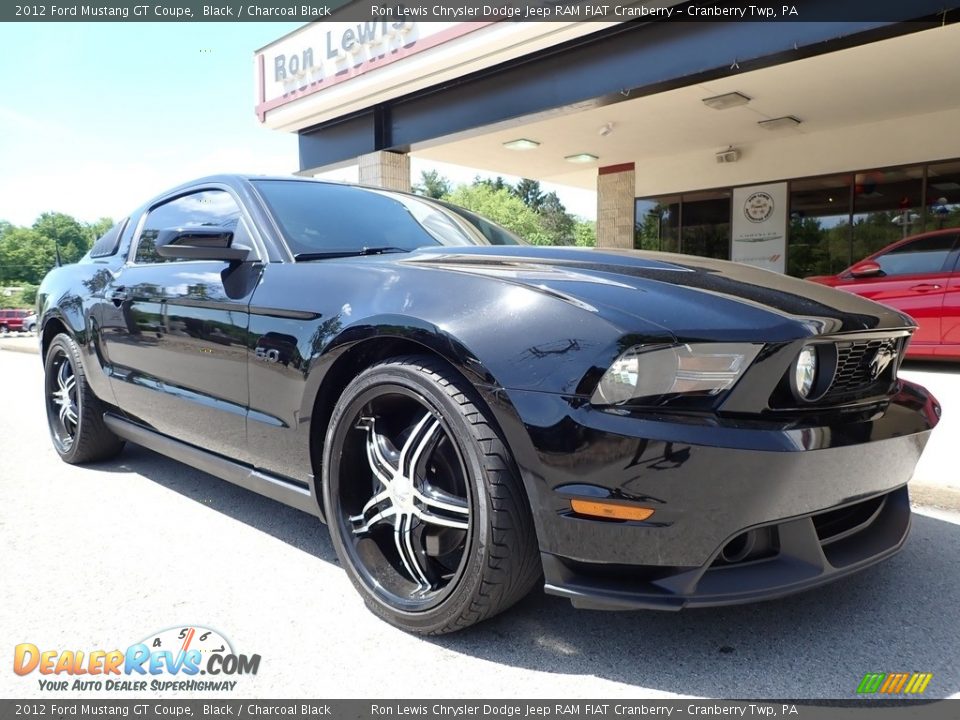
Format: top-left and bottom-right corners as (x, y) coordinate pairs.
(23, 313), (37, 333)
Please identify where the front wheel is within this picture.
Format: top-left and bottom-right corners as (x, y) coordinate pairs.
(323, 356), (541, 634)
(44, 333), (125, 464)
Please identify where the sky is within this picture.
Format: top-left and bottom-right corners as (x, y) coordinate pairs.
(0, 23), (596, 228)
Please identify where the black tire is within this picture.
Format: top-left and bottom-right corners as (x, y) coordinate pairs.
(0, 325), (8, 335)
(322, 355), (541, 634)
(44, 333), (125, 464)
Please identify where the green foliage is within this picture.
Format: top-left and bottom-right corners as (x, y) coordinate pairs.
(33, 212), (91, 264)
(513, 179), (546, 211)
(537, 192), (576, 245)
(0, 284), (37, 310)
(86, 217), (115, 245)
(412, 170), (451, 200)
(574, 220), (596, 247)
(21, 285), (38, 306)
(438, 175), (587, 247)
(0, 228), (55, 285)
(0, 212), (113, 285)
(445, 184), (550, 245)
(472, 175), (509, 193)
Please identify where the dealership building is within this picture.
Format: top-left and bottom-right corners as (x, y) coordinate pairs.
(255, 3), (960, 277)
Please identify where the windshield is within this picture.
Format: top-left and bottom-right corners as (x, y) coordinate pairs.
(251, 180), (524, 258)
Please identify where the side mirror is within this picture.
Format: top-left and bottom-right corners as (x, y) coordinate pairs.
(155, 227), (250, 262)
(849, 260), (882, 278)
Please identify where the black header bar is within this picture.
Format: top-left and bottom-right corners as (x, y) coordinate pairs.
(3, 0), (958, 22)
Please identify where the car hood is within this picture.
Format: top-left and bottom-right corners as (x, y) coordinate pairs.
(405, 246), (914, 340)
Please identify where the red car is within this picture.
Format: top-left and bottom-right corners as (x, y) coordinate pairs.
(807, 229), (960, 359)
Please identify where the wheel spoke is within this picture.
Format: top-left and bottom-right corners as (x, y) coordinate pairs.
(357, 417), (397, 489)
(57, 361), (70, 392)
(350, 504), (398, 535)
(394, 514), (431, 590)
(415, 485), (469, 516)
(414, 506), (470, 531)
(398, 413), (441, 480)
(349, 488), (391, 524)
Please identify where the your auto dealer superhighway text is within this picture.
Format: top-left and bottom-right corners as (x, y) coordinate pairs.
(372, 704), (798, 717)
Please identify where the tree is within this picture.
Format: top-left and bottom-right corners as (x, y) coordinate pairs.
(473, 175), (509, 193)
(574, 220), (596, 247)
(444, 184), (550, 244)
(86, 217), (115, 245)
(537, 191), (575, 245)
(0, 227), (56, 284)
(21, 285), (38, 306)
(412, 170), (451, 199)
(513, 179), (545, 212)
(32, 212), (90, 264)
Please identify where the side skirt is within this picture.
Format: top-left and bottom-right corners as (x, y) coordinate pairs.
(103, 413), (321, 518)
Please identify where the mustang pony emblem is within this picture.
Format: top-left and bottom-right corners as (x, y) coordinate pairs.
(869, 345), (898, 380)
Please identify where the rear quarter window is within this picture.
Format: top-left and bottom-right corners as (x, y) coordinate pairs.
(89, 219), (128, 258)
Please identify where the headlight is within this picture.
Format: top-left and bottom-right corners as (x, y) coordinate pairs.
(591, 342), (762, 407)
(794, 345), (817, 400)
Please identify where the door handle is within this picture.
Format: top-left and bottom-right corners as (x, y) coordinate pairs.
(109, 287), (128, 306)
(909, 283), (942, 292)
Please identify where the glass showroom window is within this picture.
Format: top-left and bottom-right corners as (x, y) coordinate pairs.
(680, 190), (732, 260)
(787, 174), (853, 277)
(851, 166), (924, 261)
(635, 191), (730, 258)
(635, 196), (680, 252)
(926, 160), (960, 231)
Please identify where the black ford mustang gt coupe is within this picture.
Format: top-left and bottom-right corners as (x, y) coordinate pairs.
(38, 175), (940, 634)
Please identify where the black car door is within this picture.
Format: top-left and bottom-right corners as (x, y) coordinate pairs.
(99, 188), (262, 462)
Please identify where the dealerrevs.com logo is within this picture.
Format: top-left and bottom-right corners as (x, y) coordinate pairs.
(13, 626), (260, 692)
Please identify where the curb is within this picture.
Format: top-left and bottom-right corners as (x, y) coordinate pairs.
(0, 342), (39, 356)
(911, 482), (960, 513)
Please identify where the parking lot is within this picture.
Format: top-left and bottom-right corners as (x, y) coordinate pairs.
(1, 346), (958, 699)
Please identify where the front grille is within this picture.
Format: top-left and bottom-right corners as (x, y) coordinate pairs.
(813, 494), (886, 545)
(764, 333), (906, 411)
(820, 337), (900, 403)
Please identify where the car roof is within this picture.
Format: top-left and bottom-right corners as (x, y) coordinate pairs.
(867, 227), (960, 259)
(161, 173), (415, 198)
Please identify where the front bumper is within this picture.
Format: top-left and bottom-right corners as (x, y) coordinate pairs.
(497, 379), (940, 610)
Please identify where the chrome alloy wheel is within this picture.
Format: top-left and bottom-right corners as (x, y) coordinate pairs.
(334, 388), (473, 611)
(47, 349), (79, 452)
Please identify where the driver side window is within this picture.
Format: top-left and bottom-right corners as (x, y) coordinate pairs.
(134, 189), (243, 264)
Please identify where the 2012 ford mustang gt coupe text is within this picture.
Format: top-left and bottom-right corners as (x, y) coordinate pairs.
(38, 175), (941, 634)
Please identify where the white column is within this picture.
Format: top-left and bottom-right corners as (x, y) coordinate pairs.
(358, 151), (411, 192)
(596, 163), (636, 249)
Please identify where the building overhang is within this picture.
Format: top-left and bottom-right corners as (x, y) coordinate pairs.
(253, 1), (957, 187)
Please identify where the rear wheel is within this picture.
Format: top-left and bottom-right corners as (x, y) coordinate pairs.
(44, 334), (124, 464)
(323, 356), (540, 634)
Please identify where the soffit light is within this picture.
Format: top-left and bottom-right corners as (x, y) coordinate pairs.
(759, 116), (802, 130)
(702, 92), (751, 110)
(565, 153), (599, 163)
(503, 139), (540, 150)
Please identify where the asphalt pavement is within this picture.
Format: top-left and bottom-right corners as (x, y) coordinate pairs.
(1, 348), (958, 700)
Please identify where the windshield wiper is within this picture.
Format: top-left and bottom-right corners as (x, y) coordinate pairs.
(294, 246), (412, 261)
